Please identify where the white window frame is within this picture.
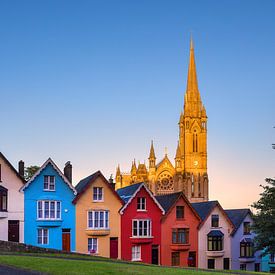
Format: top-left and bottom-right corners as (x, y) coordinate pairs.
(93, 187), (104, 202)
(88, 238), (98, 254)
(137, 197), (146, 211)
(37, 228), (49, 245)
(43, 175), (55, 191)
(87, 210), (109, 229)
(37, 200), (61, 220)
(132, 245), (141, 261)
(132, 219), (152, 238)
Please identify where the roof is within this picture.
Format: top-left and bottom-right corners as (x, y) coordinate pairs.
(117, 182), (165, 215)
(155, 192), (182, 212)
(116, 182), (142, 203)
(225, 209), (251, 236)
(73, 170), (124, 205)
(207, 230), (224, 237)
(156, 192), (201, 221)
(191, 201), (218, 221)
(21, 158), (77, 195)
(0, 152), (25, 184)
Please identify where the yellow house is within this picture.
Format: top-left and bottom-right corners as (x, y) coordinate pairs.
(73, 171), (123, 258)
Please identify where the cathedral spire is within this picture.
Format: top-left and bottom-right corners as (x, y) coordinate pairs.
(149, 140), (156, 159)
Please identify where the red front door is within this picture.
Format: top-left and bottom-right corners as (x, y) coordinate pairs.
(62, 229), (71, 252)
(110, 237), (118, 259)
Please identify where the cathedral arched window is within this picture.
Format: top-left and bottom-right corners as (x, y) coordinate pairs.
(193, 131), (198, 153)
(156, 172), (174, 194)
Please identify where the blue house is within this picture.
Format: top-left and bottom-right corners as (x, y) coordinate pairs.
(22, 158), (77, 251)
(261, 253), (275, 273)
(225, 209), (261, 272)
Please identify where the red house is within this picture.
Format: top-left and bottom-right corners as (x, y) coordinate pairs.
(156, 192), (201, 267)
(117, 183), (165, 264)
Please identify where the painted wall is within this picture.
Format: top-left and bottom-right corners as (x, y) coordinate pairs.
(120, 186), (162, 264)
(75, 177), (122, 258)
(231, 214), (261, 271)
(24, 163), (75, 251)
(0, 156), (24, 242)
(160, 196), (200, 267)
(261, 253), (275, 272)
(198, 205), (233, 269)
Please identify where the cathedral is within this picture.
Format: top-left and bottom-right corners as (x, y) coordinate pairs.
(115, 39), (209, 203)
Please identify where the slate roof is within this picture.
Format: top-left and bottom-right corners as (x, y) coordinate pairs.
(225, 209), (251, 235)
(207, 230), (224, 237)
(116, 182), (143, 203)
(191, 201), (218, 221)
(73, 170), (124, 204)
(155, 192), (182, 212)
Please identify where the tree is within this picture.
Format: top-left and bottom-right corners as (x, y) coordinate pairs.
(252, 178), (275, 255)
(24, 166), (40, 181)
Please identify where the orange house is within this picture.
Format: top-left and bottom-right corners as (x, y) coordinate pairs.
(73, 171), (124, 258)
(156, 192), (201, 267)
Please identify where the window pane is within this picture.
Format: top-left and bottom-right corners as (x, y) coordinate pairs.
(43, 229), (48, 244)
(98, 188), (102, 200)
(139, 221), (143, 236)
(37, 229), (42, 244)
(44, 176), (48, 189)
(133, 221), (137, 236)
(44, 202), (49, 218)
(50, 201), (55, 218)
(105, 211), (109, 228)
(93, 188), (98, 201)
(56, 202), (61, 219)
(99, 211), (104, 228)
(38, 201), (42, 218)
(94, 212), (99, 227)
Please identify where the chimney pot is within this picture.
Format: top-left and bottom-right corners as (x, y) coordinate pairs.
(64, 161), (72, 183)
(18, 160), (25, 179)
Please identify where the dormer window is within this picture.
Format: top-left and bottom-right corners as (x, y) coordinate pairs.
(243, 222), (251, 235)
(176, 206), (184, 219)
(0, 186), (7, 212)
(211, 214), (219, 227)
(137, 197), (146, 211)
(44, 176), (55, 191)
(93, 187), (103, 202)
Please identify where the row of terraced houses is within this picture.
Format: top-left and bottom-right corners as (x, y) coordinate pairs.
(0, 152), (274, 272)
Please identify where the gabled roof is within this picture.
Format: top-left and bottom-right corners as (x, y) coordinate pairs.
(225, 209), (252, 236)
(0, 152), (25, 184)
(156, 192), (201, 221)
(73, 170), (124, 205)
(21, 158), (77, 195)
(117, 182), (165, 215)
(192, 200), (234, 229)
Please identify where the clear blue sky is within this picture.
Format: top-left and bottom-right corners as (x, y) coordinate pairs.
(1, 0), (275, 208)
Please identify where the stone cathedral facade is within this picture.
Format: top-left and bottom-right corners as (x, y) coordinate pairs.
(115, 39), (209, 203)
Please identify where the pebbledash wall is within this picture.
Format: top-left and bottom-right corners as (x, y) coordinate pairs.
(23, 159), (76, 251)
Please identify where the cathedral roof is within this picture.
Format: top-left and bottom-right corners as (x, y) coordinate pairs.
(225, 209), (252, 236)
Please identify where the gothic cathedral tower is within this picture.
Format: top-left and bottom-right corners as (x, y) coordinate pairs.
(177, 38), (208, 202)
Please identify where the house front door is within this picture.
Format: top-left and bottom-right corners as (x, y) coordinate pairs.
(62, 229), (71, 252)
(8, 220), (19, 242)
(151, 245), (159, 265)
(110, 237), (118, 259)
(188, 251), (196, 267)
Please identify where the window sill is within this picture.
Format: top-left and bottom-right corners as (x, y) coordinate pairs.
(43, 190), (55, 192)
(206, 250), (224, 257)
(131, 259), (142, 262)
(130, 237), (153, 244)
(0, 211), (8, 218)
(170, 243), (190, 251)
(137, 209), (147, 212)
(86, 229), (110, 236)
(239, 257), (255, 263)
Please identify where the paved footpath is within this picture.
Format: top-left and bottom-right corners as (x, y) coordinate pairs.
(0, 265), (44, 275)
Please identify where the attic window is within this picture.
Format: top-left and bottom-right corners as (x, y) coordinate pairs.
(44, 176), (55, 191)
(93, 187), (103, 202)
(243, 222), (251, 235)
(176, 206), (184, 219)
(211, 214), (219, 227)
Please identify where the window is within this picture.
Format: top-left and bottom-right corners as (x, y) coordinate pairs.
(208, 259), (215, 269)
(211, 214), (219, 227)
(176, 206), (184, 219)
(208, 236), (223, 251)
(240, 264), (246, 270)
(132, 219), (151, 237)
(243, 222), (251, 235)
(137, 197), (146, 211)
(37, 228), (48, 245)
(88, 210), (109, 229)
(193, 132), (198, 152)
(240, 242), (254, 257)
(88, 238), (98, 253)
(132, 245), (141, 261)
(172, 228), (189, 244)
(93, 187), (103, 201)
(0, 186), (7, 211)
(44, 176), (55, 191)
(37, 201), (61, 220)
(171, 252), (180, 266)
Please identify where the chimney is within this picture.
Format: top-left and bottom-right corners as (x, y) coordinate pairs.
(109, 174), (115, 189)
(18, 160), (25, 179)
(64, 161), (72, 183)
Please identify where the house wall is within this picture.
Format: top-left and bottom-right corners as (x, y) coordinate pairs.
(24, 163), (75, 251)
(121, 187), (162, 264)
(231, 214), (261, 271)
(75, 177), (122, 258)
(160, 197), (200, 267)
(198, 205), (233, 269)
(0, 157), (24, 243)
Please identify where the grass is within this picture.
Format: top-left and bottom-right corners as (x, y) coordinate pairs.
(0, 254), (268, 275)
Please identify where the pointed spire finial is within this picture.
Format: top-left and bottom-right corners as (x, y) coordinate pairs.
(165, 147), (168, 156)
(149, 140), (156, 159)
(190, 33), (193, 50)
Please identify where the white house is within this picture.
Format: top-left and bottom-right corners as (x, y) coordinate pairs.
(192, 201), (234, 270)
(0, 152), (25, 243)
